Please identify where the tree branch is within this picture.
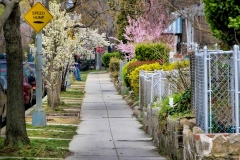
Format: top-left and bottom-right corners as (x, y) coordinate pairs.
(234, 29), (240, 45)
(0, 0), (19, 30)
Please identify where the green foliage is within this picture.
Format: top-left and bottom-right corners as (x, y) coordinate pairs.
(109, 57), (120, 72)
(157, 88), (192, 133)
(109, 57), (120, 83)
(229, 16), (240, 29)
(157, 93), (182, 133)
(0, 124), (77, 157)
(203, 0), (240, 47)
(168, 88), (192, 117)
(122, 59), (134, 88)
(102, 52), (121, 68)
(135, 42), (170, 62)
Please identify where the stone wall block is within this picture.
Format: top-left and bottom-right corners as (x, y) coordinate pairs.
(152, 108), (159, 140)
(193, 126), (204, 134)
(183, 125), (196, 160)
(228, 134), (240, 155)
(212, 134), (228, 158)
(200, 134), (212, 157)
(143, 111), (148, 132)
(153, 116), (159, 147)
(147, 106), (152, 135)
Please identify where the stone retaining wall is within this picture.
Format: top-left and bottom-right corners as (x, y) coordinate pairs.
(142, 106), (240, 160)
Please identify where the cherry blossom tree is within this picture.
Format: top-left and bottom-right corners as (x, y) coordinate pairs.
(113, 0), (174, 58)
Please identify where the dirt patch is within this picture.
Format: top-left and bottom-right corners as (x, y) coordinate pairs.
(25, 116), (81, 125)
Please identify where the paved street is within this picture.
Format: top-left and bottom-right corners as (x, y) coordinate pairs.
(66, 72), (166, 160)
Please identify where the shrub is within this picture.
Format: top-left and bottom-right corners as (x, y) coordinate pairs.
(129, 62), (162, 95)
(129, 60), (190, 96)
(109, 57), (120, 83)
(102, 52), (122, 68)
(168, 88), (192, 117)
(135, 42), (170, 62)
(157, 93), (182, 133)
(164, 61), (190, 93)
(122, 59), (164, 88)
(109, 57), (120, 72)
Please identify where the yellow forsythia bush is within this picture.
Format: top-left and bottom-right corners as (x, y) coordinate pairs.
(129, 60), (189, 96)
(129, 62), (162, 95)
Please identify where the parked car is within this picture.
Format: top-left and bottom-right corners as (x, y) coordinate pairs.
(0, 60), (33, 107)
(0, 82), (7, 128)
(23, 61), (46, 100)
(0, 53), (6, 59)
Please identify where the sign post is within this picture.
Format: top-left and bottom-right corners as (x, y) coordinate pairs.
(96, 46), (104, 70)
(24, 2), (53, 126)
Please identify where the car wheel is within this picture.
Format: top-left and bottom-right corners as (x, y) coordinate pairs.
(26, 95), (32, 109)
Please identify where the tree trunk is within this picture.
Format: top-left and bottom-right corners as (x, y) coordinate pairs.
(47, 86), (59, 110)
(57, 71), (61, 103)
(3, 4), (30, 146)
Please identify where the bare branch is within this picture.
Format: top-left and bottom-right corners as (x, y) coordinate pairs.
(234, 29), (240, 45)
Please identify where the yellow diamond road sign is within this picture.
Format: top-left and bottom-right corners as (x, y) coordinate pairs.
(24, 2), (53, 33)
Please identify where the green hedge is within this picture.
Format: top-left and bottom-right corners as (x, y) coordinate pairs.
(135, 42), (170, 62)
(109, 57), (120, 83)
(102, 52), (122, 68)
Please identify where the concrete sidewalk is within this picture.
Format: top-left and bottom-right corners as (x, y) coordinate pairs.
(66, 72), (166, 160)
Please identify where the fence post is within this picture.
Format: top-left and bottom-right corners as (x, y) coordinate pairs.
(203, 46), (209, 133)
(193, 43), (199, 114)
(159, 71), (162, 102)
(150, 73), (154, 104)
(215, 43), (218, 50)
(234, 45), (240, 133)
(194, 44), (199, 113)
(139, 70), (142, 109)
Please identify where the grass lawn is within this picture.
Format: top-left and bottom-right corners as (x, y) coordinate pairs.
(0, 70), (107, 159)
(0, 124), (77, 158)
(0, 137), (71, 158)
(26, 123), (77, 131)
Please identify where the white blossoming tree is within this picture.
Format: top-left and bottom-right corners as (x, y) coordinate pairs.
(30, 1), (109, 112)
(41, 1), (74, 112)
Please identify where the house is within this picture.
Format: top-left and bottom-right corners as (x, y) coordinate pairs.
(165, 2), (218, 56)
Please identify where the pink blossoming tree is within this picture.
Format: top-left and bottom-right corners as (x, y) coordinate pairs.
(113, 0), (174, 58)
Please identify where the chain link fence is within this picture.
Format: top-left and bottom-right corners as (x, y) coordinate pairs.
(193, 44), (240, 133)
(139, 70), (172, 110)
(119, 60), (127, 82)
